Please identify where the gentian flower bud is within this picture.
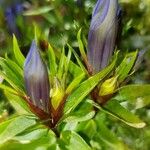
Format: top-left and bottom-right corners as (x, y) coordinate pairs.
(76, 0), (83, 8)
(87, 0), (121, 73)
(24, 40), (50, 113)
(5, 3), (24, 38)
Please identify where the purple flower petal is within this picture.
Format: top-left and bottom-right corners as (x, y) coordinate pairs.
(88, 0), (121, 73)
(24, 40), (50, 113)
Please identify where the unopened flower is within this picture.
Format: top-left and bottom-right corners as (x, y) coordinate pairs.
(24, 40), (50, 113)
(76, 0), (83, 8)
(5, 2), (24, 38)
(87, 0), (121, 73)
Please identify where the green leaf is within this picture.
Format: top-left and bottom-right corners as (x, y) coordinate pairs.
(66, 73), (85, 94)
(64, 55), (117, 114)
(47, 44), (57, 78)
(67, 44), (88, 74)
(13, 35), (25, 68)
(0, 116), (36, 144)
(0, 84), (18, 95)
(34, 24), (42, 43)
(115, 51), (138, 82)
(77, 29), (87, 61)
(62, 46), (72, 86)
(0, 129), (56, 150)
(68, 60), (83, 77)
(23, 6), (53, 16)
(60, 131), (91, 150)
(76, 120), (97, 139)
(55, 49), (83, 77)
(0, 58), (25, 92)
(0, 72), (23, 94)
(57, 47), (65, 81)
(4, 91), (31, 114)
(5, 57), (23, 77)
(68, 132), (91, 150)
(64, 46), (72, 74)
(63, 111), (95, 123)
(13, 128), (48, 142)
(88, 99), (146, 128)
(115, 84), (150, 109)
(95, 113), (129, 150)
(13, 128), (55, 144)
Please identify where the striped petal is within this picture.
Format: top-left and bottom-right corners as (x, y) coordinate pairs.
(88, 0), (121, 73)
(24, 40), (50, 113)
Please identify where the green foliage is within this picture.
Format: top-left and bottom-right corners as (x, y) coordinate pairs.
(0, 116), (36, 145)
(0, 0), (150, 149)
(115, 51), (138, 83)
(13, 35), (25, 68)
(64, 54), (117, 115)
(23, 6), (53, 16)
(116, 84), (150, 109)
(59, 131), (91, 150)
(87, 99), (145, 128)
(0, 31), (149, 150)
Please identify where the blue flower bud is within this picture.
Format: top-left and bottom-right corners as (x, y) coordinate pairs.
(87, 0), (121, 73)
(76, 0), (83, 8)
(24, 40), (50, 113)
(5, 3), (24, 38)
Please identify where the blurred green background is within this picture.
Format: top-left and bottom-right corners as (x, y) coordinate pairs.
(0, 0), (150, 149)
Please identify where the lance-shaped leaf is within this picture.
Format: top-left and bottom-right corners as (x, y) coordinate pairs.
(87, 0), (121, 73)
(24, 40), (50, 113)
(0, 116), (36, 145)
(87, 99), (146, 128)
(13, 35), (25, 67)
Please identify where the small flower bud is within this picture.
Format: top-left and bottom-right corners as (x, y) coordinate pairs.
(99, 76), (118, 96)
(88, 0), (121, 73)
(50, 78), (64, 110)
(76, 0), (83, 8)
(5, 3), (24, 38)
(24, 40), (50, 113)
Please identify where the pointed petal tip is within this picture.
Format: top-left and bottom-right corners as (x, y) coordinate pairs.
(87, 0), (120, 73)
(24, 40), (50, 113)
